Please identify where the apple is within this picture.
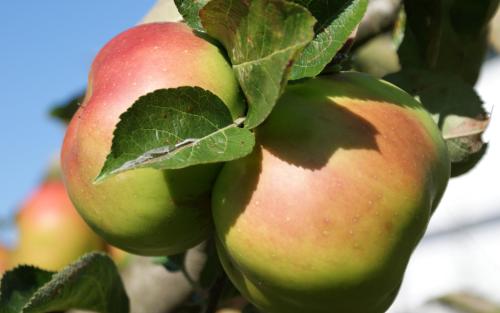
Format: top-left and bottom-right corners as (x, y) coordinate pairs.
(8, 181), (105, 272)
(107, 245), (132, 268)
(212, 72), (450, 313)
(0, 244), (8, 274)
(61, 22), (245, 256)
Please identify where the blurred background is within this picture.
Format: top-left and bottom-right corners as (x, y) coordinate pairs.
(0, 1), (499, 312)
(0, 1), (156, 244)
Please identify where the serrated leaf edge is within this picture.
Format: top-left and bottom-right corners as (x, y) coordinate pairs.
(98, 117), (248, 181)
(22, 252), (112, 313)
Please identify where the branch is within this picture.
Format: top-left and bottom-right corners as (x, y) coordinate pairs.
(203, 273), (228, 313)
(436, 292), (500, 313)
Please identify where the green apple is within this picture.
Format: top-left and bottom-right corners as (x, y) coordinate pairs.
(212, 72), (450, 313)
(9, 181), (105, 272)
(61, 22), (245, 256)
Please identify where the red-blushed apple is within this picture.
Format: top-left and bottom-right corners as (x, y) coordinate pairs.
(8, 181), (105, 272)
(0, 244), (8, 274)
(212, 72), (450, 313)
(61, 22), (245, 256)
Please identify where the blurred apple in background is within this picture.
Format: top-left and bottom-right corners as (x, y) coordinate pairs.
(8, 180), (105, 271)
(0, 244), (8, 274)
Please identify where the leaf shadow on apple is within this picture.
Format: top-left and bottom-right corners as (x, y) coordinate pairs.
(258, 96), (380, 169)
(163, 163), (222, 208)
(213, 78), (385, 235)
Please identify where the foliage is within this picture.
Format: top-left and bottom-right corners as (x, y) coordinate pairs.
(386, 0), (497, 175)
(0, 253), (128, 313)
(289, 0), (368, 79)
(174, 0), (210, 31)
(200, 0), (316, 129)
(95, 87), (255, 182)
(49, 91), (84, 124)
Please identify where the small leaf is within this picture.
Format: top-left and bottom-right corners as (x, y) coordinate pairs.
(289, 0), (368, 80)
(0, 252), (129, 313)
(0, 266), (53, 313)
(174, 0), (210, 31)
(386, 70), (490, 169)
(450, 144), (488, 177)
(96, 87), (255, 183)
(50, 91), (85, 124)
(443, 114), (491, 163)
(200, 0), (316, 129)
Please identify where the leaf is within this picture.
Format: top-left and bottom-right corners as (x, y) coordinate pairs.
(399, 0), (499, 85)
(394, 1), (496, 175)
(443, 115), (490, 163)
(50, 91), (85, 124)
(450, 144), (488, 177)
(174, 0), (210, 32)
(386, 69), (490, 168)
(200, 0), (316, 129)
(289, 0), (368, 80)
(96, 87), (255, 183)
(0, 252), (129, 313)
(0, 266), (53, 313)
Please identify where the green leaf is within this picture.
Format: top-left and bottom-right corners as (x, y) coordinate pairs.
(0, 253), (129, 313)
(50, 91), (85, 124)
(96, 87), (255, 183)
(200, 0), (316, 129)
(0, 266), (53, 313)
(386, 70), (490, 168)
(399, 0), (499, 84)
(174, 0), (209, 31)
(289, 0), (368, 80)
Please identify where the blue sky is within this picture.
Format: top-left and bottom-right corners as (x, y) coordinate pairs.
(0, 1), (156, 244)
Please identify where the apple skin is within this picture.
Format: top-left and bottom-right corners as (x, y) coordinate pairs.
(212, 72), (450, 313)
(107, 245), (132, 268)
(8, 181), (105, 272)
(61, 22), (245, 256)
(0, 245), (8, 274)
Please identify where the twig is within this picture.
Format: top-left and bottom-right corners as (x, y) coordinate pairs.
(202, 273), (228, 313)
